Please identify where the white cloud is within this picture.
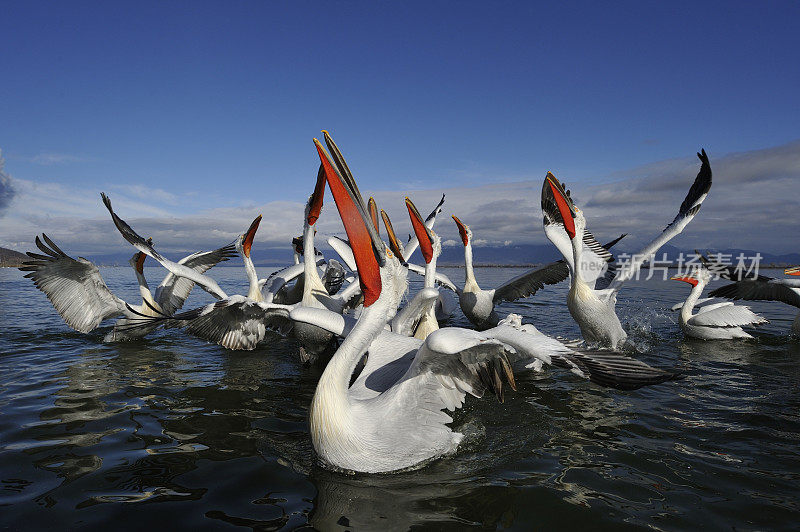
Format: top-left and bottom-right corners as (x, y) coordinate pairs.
(1, 140), (799, 257)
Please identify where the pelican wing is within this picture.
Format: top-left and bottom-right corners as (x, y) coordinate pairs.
(390, 327), (518, 417)
(155, 242), (237, 315)
(608, 150), (712, 293)
(687, 304), (768, 328)
(100, 193), (228, 299)
(176, 296), (292, 350)
(19, 234), (127, 333)
(123, 295), (292, 350)
(492, 260), (569, 304)
(709, 277), (800, 308)
(485, 315), (682, 390)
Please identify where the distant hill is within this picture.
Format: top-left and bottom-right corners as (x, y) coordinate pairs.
(0, 247), (29, 267)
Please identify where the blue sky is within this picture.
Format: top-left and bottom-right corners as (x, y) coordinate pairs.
(1, 1), (799, 255)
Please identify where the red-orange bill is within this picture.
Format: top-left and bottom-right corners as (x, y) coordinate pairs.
(314, 138), (382, 306)
(452, 215), (469, 247)
(407, 198), (433, 264)
(243, 214), (262, 258)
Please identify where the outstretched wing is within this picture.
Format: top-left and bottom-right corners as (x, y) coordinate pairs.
(388, 327), (517, 420)
(123, 295), (292, 350)
(607, 150), (712, 293)
(492, 260), (569, 304)
(19, 234), (127, 332)
(687, 303), (768, 328)
(485, 315), (682, 390)
(709, 278), (800, 309)
(155, 242), (238, 315)
(100, 192), (228, 299)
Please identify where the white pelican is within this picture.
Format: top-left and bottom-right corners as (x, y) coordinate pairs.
(20, 233), (235, 341)
(671, 268), (767, 339)
(542, 150), (713, 349)
(303, 131), (680, 474)
(433, 215), (625, 330)
(122, 168), (361, 354)
(709, 265), (800, 336)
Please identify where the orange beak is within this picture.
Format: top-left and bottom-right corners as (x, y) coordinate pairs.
(670, 274), (699, 287)
(381, 209), (405, 263)
(452, 215), (469, 247)
(368, 197), (380, 234)
(242, 214), (262, 258)
(545, 172), (576, 240)
(307, 164), (326, 226)
(135, 252), (146, 273)
(315, 135), (382, 307)
(407, 197), (433, 264)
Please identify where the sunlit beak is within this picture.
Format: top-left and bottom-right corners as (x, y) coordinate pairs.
(381, 209), (405, 263)
(314, 134), (383, 306)
(368, 197), (380, 234)
(670, 274), (699, 287)
(307, 164), (326, 226)
(545, 172), (576, 240)
(452, 215), (469, 247)
(407, 197), (434, 264)
(242, 214), (262, 258)
(785, 266), (800, 276)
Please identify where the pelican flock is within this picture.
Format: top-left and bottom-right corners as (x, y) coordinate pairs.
(19, 130), (798, 474)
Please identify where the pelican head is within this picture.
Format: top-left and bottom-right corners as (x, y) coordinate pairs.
(128, 237), (153, 274)
(452, 215), (472, 247)
(670, 267), (711, 287)
(237, 214), (262, 258)
(785, 266), (800, 276)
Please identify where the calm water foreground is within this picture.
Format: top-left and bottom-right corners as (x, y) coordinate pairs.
(1, 265), (799, 530)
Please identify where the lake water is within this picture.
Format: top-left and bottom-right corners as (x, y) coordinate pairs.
(1, 265), (799, 530)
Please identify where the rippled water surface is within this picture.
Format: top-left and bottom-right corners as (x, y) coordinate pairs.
(1, 265), (799, 530)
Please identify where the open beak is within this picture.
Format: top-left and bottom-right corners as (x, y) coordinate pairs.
(452, 215), (469, 247)
(368, 197), (380, 234)
(307, 164), (326, 226)
(315, 134), (384, 307)
(381, 209), (405, 263)
(407, 198), (434, 264)
(134, 237), (152, 273)
(242, 214), (262, 258)
(670, 274), (699, 287)
(543, 172), (577, 239)
(785, 266), (800, 276)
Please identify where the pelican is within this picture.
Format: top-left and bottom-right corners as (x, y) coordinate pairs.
(301, 131), (680, 474)
(708, 265), (800, 336)
(542, 150), (713, 349)
(671, 267), (767, 339)
(19, 233), (235, 341)
(432, 215), (624, 330)
(122, 167), (361, 355)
